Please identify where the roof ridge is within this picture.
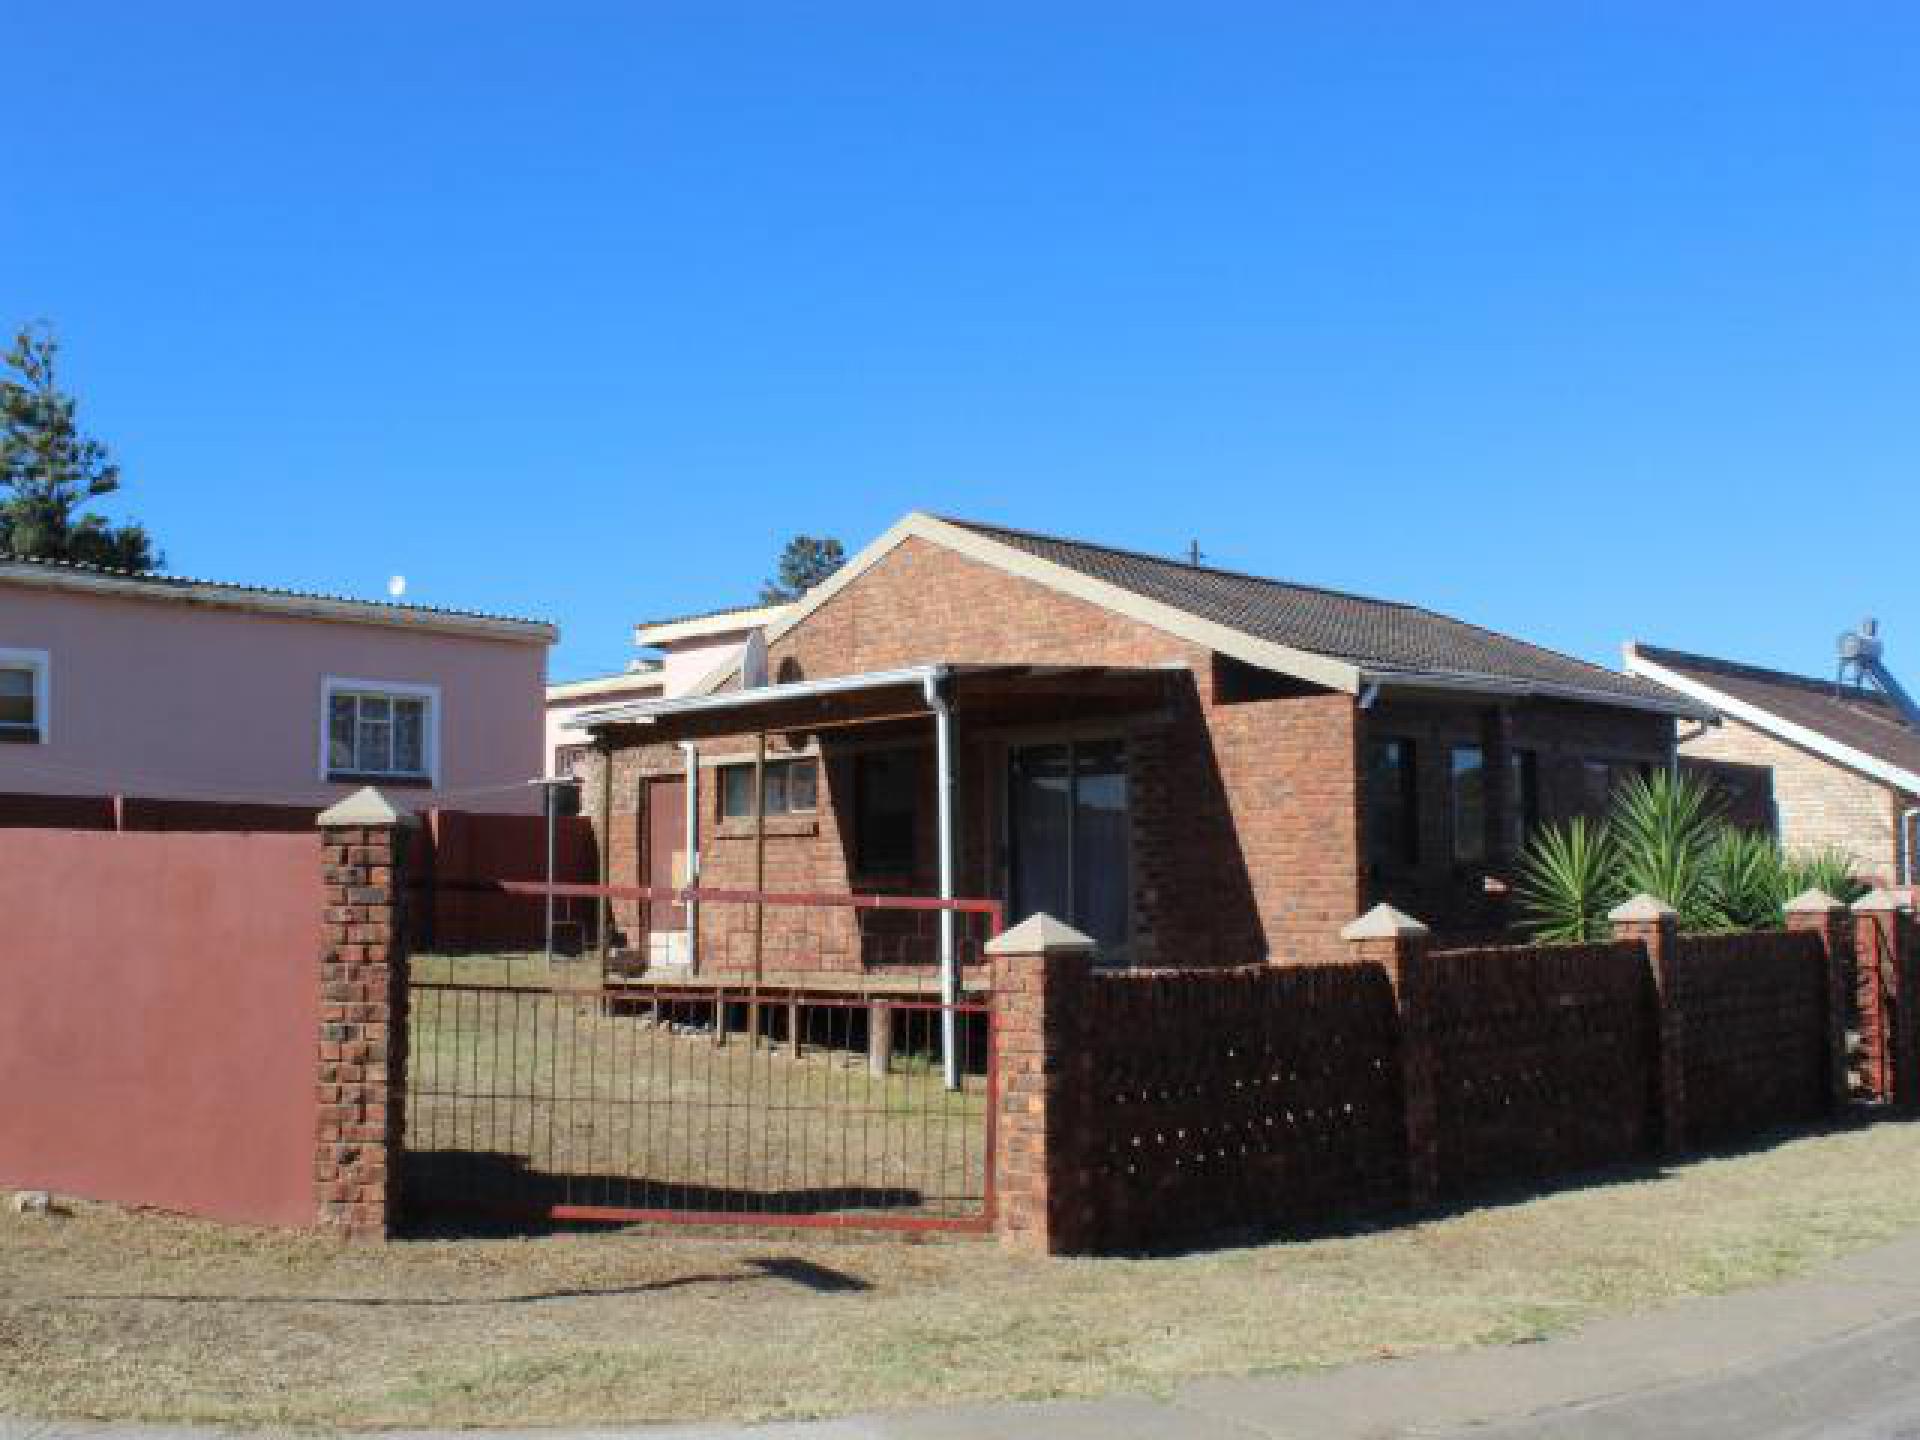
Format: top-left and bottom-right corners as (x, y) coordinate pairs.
(0, 550), (553, 629)
(936, 514), (1422, 613)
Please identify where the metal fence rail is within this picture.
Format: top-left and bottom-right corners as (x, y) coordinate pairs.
(404, 961), (995, 1232)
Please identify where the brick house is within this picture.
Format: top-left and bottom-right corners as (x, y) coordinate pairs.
(1625, 643), (1920, 886)
(570, 514), (1696, 975)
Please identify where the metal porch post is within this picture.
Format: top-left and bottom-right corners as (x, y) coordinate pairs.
(926, 669), (960, 1091)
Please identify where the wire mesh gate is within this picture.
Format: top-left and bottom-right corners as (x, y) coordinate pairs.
(402, 885), (1000, 1232)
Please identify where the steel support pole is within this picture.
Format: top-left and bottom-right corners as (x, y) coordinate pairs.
(925, 670), (959, 1091)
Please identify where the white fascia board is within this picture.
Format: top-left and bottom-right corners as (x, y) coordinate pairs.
(633, 603), (791, 648)
(0, 564), (556, 644)
(1625, 644), (1920, 795)
(573, 664), (939, 730)
(690, 512), (1361, 697)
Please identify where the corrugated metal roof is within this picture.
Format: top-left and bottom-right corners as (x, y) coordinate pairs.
(0, 551), (555, 633)
(940, 518), (1680, 709)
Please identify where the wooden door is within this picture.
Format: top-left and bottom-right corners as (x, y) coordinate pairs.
(645, 776), (689, 966)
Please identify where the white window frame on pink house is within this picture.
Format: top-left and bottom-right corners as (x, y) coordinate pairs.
(0, 647), (52, 745)
(318, 675), (442, 787)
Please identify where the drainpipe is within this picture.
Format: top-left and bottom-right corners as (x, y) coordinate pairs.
(1902, 807), (1919, 888)
(680, 741), (700, 973)
(923, 667), (960, 1091)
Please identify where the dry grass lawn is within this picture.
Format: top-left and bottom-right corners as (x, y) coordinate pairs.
(6, 1120), (1920, 1429)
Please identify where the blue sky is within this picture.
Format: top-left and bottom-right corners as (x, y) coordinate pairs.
(6, 4), (1915, 682)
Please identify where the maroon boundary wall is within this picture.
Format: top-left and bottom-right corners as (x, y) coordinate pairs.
(0, 829), (323, 1226)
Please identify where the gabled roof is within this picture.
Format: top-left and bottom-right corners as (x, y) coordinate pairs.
(690, 512), (1700, 716)
(634, 601), (790, 647)
(0, 552), (556, 643)
(1626, 642), (1920, 795)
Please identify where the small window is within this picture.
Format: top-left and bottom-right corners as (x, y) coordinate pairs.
(324, 682), (435, 781)
(0, 650), (48, 745)
(855, 749), (918, 876)
(1509, 748), (1540, 849)
(1450, 744), (1486, 864)
(717, 757), (818, 821)
(1365, 738), (1418, 872)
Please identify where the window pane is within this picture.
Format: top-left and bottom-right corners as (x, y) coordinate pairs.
(1365, 738), (1418, 870)
(0, 667), (34, 728)
(328, 695), (356, 771)
(856, 749), (919, 875)
(357, 715), (392, 774)
(720, 766), (754, 820)
(1509, 749), (1539, 849)
(392, 700), (425, 774)
(359, 695), (390, 723)
(787, 759), (818, 812)
(1009, 744), (1072, 919)
(1073, 741), (1130, 954)
(1451, 745), (1486, 863)
(763, 763), (789, 815)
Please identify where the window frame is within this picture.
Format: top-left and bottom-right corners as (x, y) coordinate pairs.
(319, 676), (440, 785)
(1365, 736), (1420, 873)
(1508, 747), (1540, 850)
(714, 755), (819, 822)
(0, 648), (51, 745)
(1449, 743), (1487, 865)
(854, 747), (920, 878)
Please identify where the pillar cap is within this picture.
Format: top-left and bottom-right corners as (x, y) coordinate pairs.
(1608, 893), (1677, 924)
(984, 913), (1097, 956)
(1784, 888), (1846, 915)
(317, 786), (419, 829)
(1853, 888), (1914, 914)
(1339, 903), (1429, 941)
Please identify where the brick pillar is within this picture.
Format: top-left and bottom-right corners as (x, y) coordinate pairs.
(316, 787), (416, 1238)
(1342, 903), (1436, 1206)
(1785, 888), (1854, 1112)
(1854, 890), (1917, 1111)
(1610, 894), (1684, 1155)
(987, 913), (1095, 1255)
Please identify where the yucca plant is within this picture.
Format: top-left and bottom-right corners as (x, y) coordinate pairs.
(1608, 769), (1724, 931)
(1783, 846), (1870, 907)
(1702, 826), (1791, 931)
(1516, 816), (1625, 942)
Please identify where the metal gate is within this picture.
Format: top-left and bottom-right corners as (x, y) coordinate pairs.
(402, 883), (1000, 1232)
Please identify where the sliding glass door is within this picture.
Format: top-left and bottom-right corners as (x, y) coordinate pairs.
(1008, 739), (1130, 962)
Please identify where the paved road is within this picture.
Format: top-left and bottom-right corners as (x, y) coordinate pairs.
(11, 1234), (1920, 1439)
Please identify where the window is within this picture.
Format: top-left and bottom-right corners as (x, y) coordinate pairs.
(323, 680), (437, 782)
(855, 749), (918, 875)
(717, 757), (818, 821)
(1450, 745), (1486, 864)
(1578, 757), (1651, 818)
(0, 649), (49, 745)
(1365, 738), (1418, 871)
(1509, 748), (1540, 849)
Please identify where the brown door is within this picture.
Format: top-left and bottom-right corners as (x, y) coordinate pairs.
(645, 776), (689, 965)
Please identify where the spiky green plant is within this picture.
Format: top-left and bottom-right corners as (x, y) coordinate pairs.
(1516, 816), (1625, 942)
(1783, 846), (1870, 907)
(1703, 826), (1791, 931)
(1608, 769), (1724, 930)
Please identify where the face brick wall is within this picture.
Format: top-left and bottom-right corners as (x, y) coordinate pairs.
(590, 535), (1363, 968)
(1678, 718), (1912, 883)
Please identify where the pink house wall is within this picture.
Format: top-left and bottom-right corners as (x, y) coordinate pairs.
(0, 586), (547, 813)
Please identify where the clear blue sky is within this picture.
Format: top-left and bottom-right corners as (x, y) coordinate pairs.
(7, 4), (1915, 682)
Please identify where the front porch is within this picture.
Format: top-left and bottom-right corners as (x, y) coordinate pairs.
(579, 663), (1186, 985)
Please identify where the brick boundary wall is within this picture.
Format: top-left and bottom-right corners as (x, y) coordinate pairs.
(994, 893), (1870, 1255)
(316, 792), (416, 1238)
(1855, 891), (1920, 1111)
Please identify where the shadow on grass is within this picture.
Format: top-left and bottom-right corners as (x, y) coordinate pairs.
(399, 1148), (943, 1239)
(1104, 1103), (1912, 1259)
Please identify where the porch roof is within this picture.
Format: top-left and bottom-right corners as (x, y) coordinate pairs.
(569, 662), (1179, 739)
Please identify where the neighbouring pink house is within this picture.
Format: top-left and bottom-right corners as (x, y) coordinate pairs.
(1, 555), (556, 816)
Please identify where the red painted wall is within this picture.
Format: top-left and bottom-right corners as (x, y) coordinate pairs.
(0, 830), (322, 1226)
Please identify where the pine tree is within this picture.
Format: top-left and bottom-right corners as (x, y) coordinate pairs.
(0, 322), (158, 571)
(760, 534), (845, 603)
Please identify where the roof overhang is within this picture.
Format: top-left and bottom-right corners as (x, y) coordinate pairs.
(1625, 643), (1920, 793)
(0, 561), (557, 644)
(572, 662), (1180, 738)
(1362, 666), (1713, 720)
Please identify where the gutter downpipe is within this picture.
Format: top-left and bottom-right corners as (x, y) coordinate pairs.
(680, 741), (700, 974)
(924, 667), (960, 1091)
(1902, 806), (1919, 888)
